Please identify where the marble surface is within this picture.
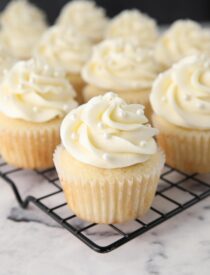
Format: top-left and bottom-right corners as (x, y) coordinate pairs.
(0, 165), (210, 275)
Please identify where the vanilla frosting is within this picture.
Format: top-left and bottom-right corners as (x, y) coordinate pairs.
(0, 48), (16, 81)
(56, 0), (108, 42)
(150, 55), (210, 130)
(155, 20), (210, 68)
(0, 0), (48, 59)
(105, 10), (158, 46)
(61, 92), (158, 169)
(82, 39), (160, 91)
(0, 59), (78, 123)
(34, 26), (93, 74)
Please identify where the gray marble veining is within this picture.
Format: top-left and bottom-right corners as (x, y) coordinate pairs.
(0, 170), (210, 275)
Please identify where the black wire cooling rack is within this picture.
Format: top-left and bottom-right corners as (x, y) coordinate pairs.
(1, 157), (210, 254)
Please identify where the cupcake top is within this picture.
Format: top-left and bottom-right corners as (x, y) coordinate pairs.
(155, 20), (210, 68)
(0, 48), (16, 81)
(56, 0), (108, 43)
(61, 92), (158, 169)
(34, 26), (93, 74)
(105, 9), (158, 46)
(0, 0), (48, 59)
(0, 59), (78, 123)
(150, 55), (210, 130)
(82, 39), (160, 91)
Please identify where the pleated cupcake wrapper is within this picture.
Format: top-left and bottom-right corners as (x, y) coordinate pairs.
(0, 123), (60, 169)
(67, 73), (85, 104)
(54, 146), (164, 224)
(83, 85), (152, 121)
(153, 115), (210, 173)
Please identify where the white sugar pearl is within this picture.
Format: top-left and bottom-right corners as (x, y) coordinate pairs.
(3, 69), (8, 75)
(136, 109), (144, 115)
(18, 83), (23, 89)
(32, 106), (38, 112)
(197, 102), (205, 109)
(105, 92), (116, 101)
(44, 64), (50, 71)
(183, 94), (191, 101)
(63, 104), (69, 112)
(119, 109), (127, 118)
(69, 113), (77, 121)
(97, 122), (105, 129)
(71, 132), (77, 141)
(204, 61), (210, 69)
(103, 133), (111, 139)
(102, 153), (111, 161)
(140, 140), (146, 147)
(161, 96), (166, 102)
(54, 71), (60, 77)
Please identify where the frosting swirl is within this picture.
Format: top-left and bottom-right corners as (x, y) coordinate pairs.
(34, 26), (93, 74)
(82, 39), (160, 91)
(105, 10), (158, 46)
(150, 55), (210, 130)
(155, 20), (210, 68)
(56, 0), (108, 42)
(61, 92), (158, 169)
(0, 59), (78, 123)
(0, 0), (48, 59)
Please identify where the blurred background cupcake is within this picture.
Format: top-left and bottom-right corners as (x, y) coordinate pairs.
(82, 38), (161, 119)
(105, 9), (159, 47)
(0, 0), (48, 60)
(155, 20), (210, 70)
(34, 25), (94, 103)
(150, 55), (210, 173)
(0, 59), (78, 169)
(56, 0), (109, 43)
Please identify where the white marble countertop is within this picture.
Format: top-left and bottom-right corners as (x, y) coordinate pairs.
(0, 168), (210, 275)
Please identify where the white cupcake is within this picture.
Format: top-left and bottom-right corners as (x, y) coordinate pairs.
(0, 0), (48, 59)
(54, 92), (165, 223)
(150, 55), (210, 173)
(82, 38), (161, 118)
(155, 20), (210, 69)
(105, 9), (158, 46)
(0, 59), (77, 169)
(34, 25), (94, 103)
(56, 0), (108, 43)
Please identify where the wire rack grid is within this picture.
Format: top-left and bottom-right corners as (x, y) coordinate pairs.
(1, 158), (210, 253)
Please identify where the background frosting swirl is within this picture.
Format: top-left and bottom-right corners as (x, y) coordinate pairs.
(0, 48), (16, 81)
(35, 26), (93, 74)
(56, 0), (108, 42)
(82, 39), (160, 91)
(0, 0), (48, 58)
(155, 20), (210, 68)
(150, 55), (210, 129)
(105, 9), (158, 46)
(61, 92), (158, 169)
(0, 59), (78, 123)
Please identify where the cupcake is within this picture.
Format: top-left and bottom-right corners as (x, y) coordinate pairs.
(155, 20), (210, 70)
(54, 92), (165, 224)
(82, 39), (161, 119)
(105, 9), (158, 47)
(0, 59), (77, 169)
(150, 55), (210, 173)
(56, 0), (108, 43)
(0, 0), (48, 59)
(34, 26), (93, 103)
